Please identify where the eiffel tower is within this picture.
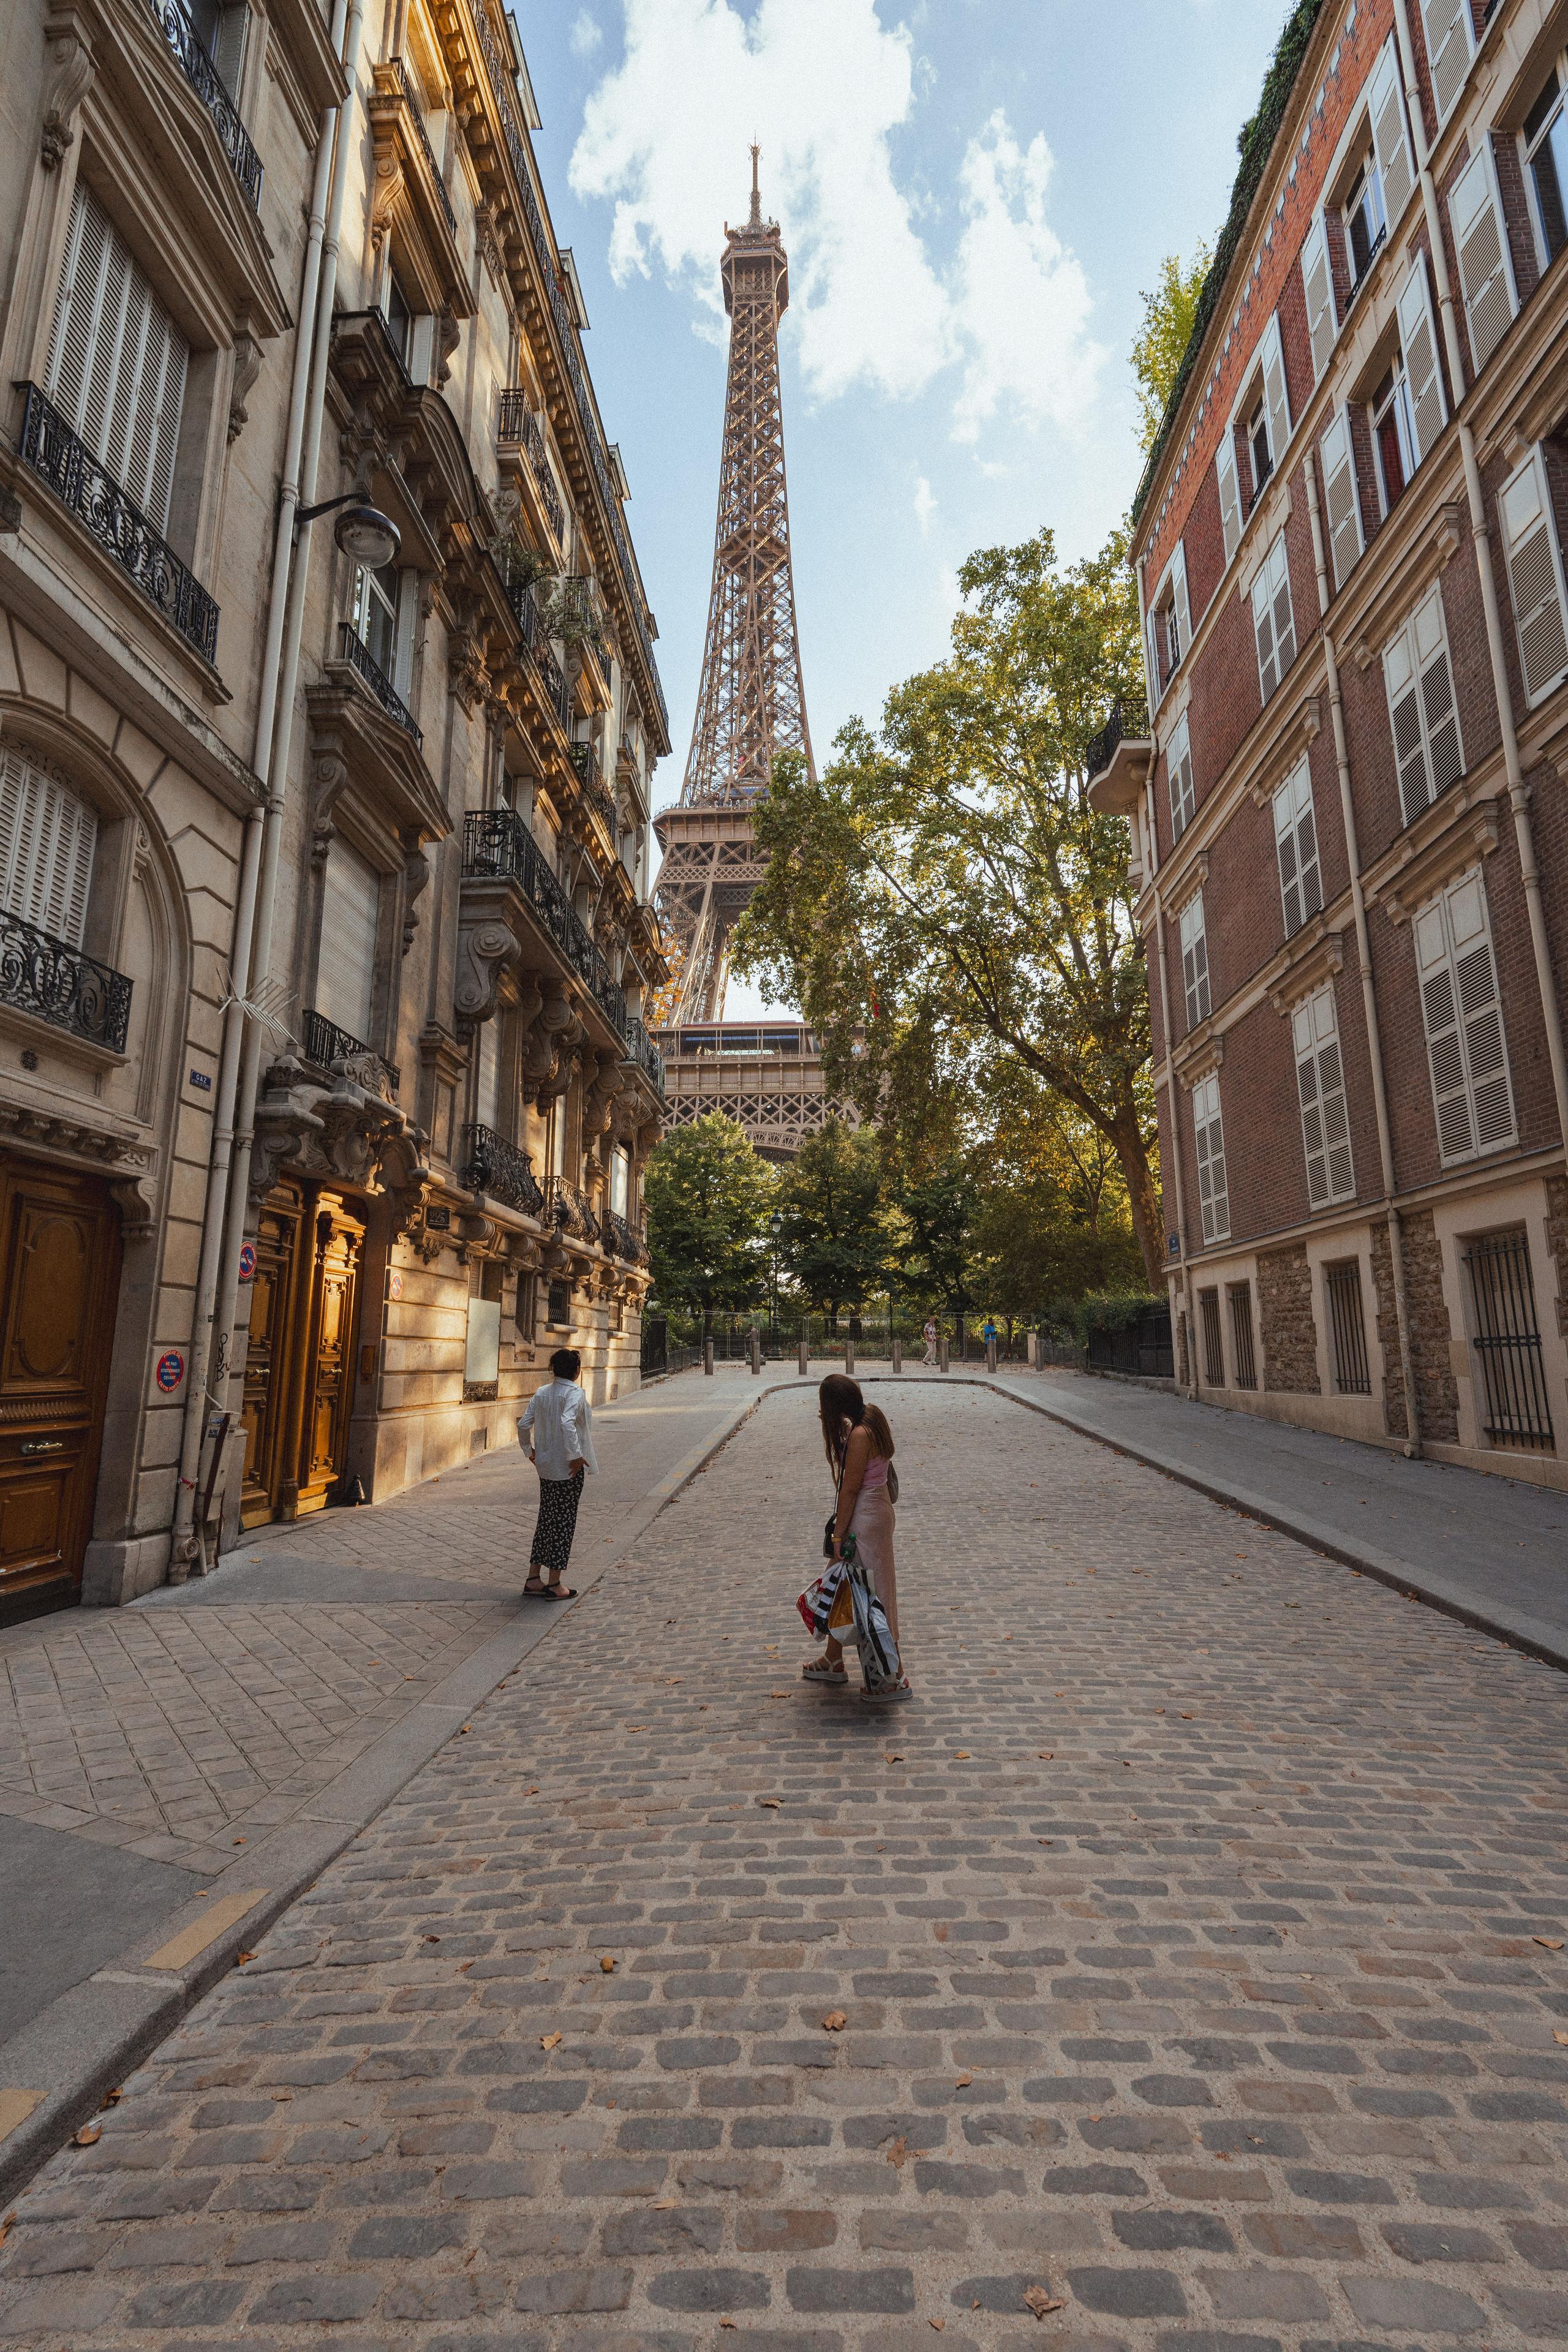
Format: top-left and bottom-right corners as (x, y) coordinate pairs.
(654, 153), (848, 1159)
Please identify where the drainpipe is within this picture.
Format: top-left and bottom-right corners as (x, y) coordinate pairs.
(1303, 451), (1423, 1452)
(209, 0), (369, 1455)
(168, 0), (353, 1577)
(1392, 0), (1568, 1150)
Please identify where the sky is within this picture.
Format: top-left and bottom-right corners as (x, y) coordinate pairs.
(519, 0), (1288, 1012)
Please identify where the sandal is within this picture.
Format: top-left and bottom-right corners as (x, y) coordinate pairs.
(859, 1676), (913, 1703)
(802, 1654), (847, 1684)
(523, 1579), (577, 1600)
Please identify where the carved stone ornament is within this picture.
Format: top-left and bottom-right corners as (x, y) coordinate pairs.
(447, 625), (489, 714)
(40, 10), (94, 169)
(249, 1054), (430, 1236)
(228, 331), (263, 443)
(0, 1098), (156, 1237)
(453, 914), (516, 1034)
(522, 982), (582, 1106)
(401, 826), (431, 954)
(369, 152), (406, 252)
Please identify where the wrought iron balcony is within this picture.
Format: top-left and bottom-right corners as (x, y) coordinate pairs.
(570, 741), (617, 837)
(18, 385), (220, 663)
(148, 0), (262, 209)
(462, 809), (630, 1045)
(548, 1175), (598, 1242)
(497, 393), (566, 544)
(301, 1007), (399, 1096)
(1085, 703), (1124, 783)
(460, 1123), (545, 1215)
(557, 573), (606, 646)
(603, 1209), (641, 1263)
(390, 57), (456, 238)
(338, 622), (422, 744)
(535, 638), (571, 733)
(0, 908), (132, 1052)
(622, 1018), (665, 1098)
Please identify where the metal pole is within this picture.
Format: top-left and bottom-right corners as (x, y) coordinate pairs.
(891, 1336), (902, 1373)
(704, 1339), (714, 1376)
(938, 1335), (950, 1373)
(797, 1336), (808, 1377)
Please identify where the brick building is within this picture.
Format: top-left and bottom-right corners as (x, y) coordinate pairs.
(0, 0), (669, 1621)
(1093, 0), (1568, 1487)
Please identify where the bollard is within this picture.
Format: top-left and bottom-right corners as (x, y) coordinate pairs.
(749, 1329), (761, 1375)
(798, 1337), (809, 1376)
(891, 1337), (902, 1373)
(938, 1336), (950, 1373)
(845, 1339), (854, 1376)
(704, 1339), (715, 1376)
(1027, 1330), (1039, 1369)
(986, 1335), (998, 1373)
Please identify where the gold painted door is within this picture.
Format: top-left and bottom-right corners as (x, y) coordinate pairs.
(239, 1189), (304, 1530)
(295, 1202), (363, 1515)
(0, 1156), (119, 1623)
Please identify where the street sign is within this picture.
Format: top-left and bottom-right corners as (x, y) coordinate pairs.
(238, 1243), (257, 1284)
(156, 1349), (186, 1394)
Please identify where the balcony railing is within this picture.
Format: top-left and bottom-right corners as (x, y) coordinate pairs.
(301, 1007), (399, 1096)
(602, 1209), (641, 1263)
(390, 57), (456, 238)
(535, 637), (571, 733)
(19, 385), (220, 663)
(1085, 703), (1124, 783)
(148, 0), (262, 209)
(460, 1123), (545, 1215)
(0, 908), (132, 1052)
(570, 741), (617, 837)
(462, 809), (629, 1044)
(497, 393), (566, 544)
(622, 1017), (665, 1098)
(338, 622), (422, 744)
(470, 7), (668, 738)
(548, 1175), (598, 1242)
(558, 572), (606, 646)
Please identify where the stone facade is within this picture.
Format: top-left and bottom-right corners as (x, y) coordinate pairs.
(0, 0), (669, 1619)
(1259, 1241), (1321, 1392)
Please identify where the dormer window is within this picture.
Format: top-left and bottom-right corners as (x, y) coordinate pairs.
(1345, 153), (1387, 290)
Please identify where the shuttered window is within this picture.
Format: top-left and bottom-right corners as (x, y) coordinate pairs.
(1300, 216), (1337, 381)
(1292, 985), (1354, 1207)
(1319, 409), (1363, 592)
(475, 1015), (501, 1132)
(1179, 891), (1210, 1031)
(1450, 143), (1517, 377)
(1273, 760), (1322, 936)
(1382, 587), (1464, 825)
(1251, 530), (1296, 701)
(1396, 259), (1447, 465)
(1414, 870), (1515, 1164)
(0, 750), (98, 947)
(1370, 39), (1415, 225)
(45, 183), (189, 533)
(1192, 1074), (1229, 1245)
(610, 1144), (631, 1219)
(1216, 430), (1242, 565)
(1167, 711), (1196, 841)
(1260, 312), (1292, 476)
(316, 839), (380, 1046)
(1421, 0), (1473, 126)
(1499, 448), (1568, 706)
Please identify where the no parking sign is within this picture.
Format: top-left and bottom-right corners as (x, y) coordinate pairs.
(156, 1349), (186, 1395)
(238, 1243), (257, 1284)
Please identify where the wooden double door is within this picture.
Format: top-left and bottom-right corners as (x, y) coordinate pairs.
(0, 1155), (121, 1624)
(241, 1181), (365, 1528)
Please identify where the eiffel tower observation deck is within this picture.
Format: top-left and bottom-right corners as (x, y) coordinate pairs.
(653, 154), (850, 1159)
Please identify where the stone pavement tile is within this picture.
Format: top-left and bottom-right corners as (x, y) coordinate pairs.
(0, 1382), (1566, 2348)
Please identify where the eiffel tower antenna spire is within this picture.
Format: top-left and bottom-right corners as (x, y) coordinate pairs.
(749, 139), (761, 228)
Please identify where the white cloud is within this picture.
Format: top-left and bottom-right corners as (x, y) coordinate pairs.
(569, 10), (603, 58)
(950, 112), (1105, 444)
(913, 475), (936, 535)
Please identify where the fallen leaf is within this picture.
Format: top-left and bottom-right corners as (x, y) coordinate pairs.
(0, 2213), (12, 2247)
(232, 1837), (246, 1845)
(460, 1724), (471, 1734)
(1553, 2030), (1568, 2046)
(930, 2320), (946, 2332)
(757, 1798), (782, 1809)
(769, 1690), (789, 1698)
(458, 1961), (473, 1974)
(1037, 1751), (1054, 1759)
(1535, 1937), (1564, 1950)
(100, 2088), (123, 2106)
(822, 2011), (847, 2032)
(524, 1786), (539, 1795)
(541, 2032), (562, 2050)
(720, 2323), (737, 2332)
(271, 2090), (292, 2103)
(1180, 1713), (1196, 1721)
(74, 2125), (101, 2146)
(1023, 2286), (1065, 2318)
(886, 1752), (905, 1762)
(886, 2136), (909, 2168)
(236, 1951), (254, 1966)
(954, 1751), (971, 1760)
(954, 2073), (973, 2088)
(600, 1956), (616, 1973)
(652, 2199), (677, 2209)
(424, 1934), (441, 1943)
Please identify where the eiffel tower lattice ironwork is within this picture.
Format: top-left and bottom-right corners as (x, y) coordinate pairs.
(654, 148), (815, 1029)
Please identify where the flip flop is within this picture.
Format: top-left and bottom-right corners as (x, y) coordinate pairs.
(542, 1584), (577, 1600)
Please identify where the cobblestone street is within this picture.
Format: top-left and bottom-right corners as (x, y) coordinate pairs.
(2, 1378), (1566, 2350)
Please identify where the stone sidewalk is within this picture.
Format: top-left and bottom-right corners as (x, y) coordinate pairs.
(2, 1378), (1565, 2348)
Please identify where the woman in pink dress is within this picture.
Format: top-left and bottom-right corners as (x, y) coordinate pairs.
(803, 1372), (911, 1702)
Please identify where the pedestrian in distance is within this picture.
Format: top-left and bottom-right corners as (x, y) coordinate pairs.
(518, 1348), (597, 1599)
(803, 1372), (911, 1702)
(981, 1316), (998, 1351)
(921, 1316), (938, 1366)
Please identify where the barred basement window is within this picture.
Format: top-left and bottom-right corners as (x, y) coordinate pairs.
(1229, 1281), (1258, 1390)
(1464, 1228), (1555, 1453)
(1383, 587), (1464, 826)
(1179, 891), (1210, 1031)
(1499, 448), (1568, 707)
(1191, 1072), (1229, 1245)
(1273, 760), (1322, 937)
(1292, 985), (1354, 1208)
(1167, 710), (1196, 840)
(1325, 1260), (1371, 1395)
(1199, 1286), (1225, 1387)
(1414, 870), (1515, 1164)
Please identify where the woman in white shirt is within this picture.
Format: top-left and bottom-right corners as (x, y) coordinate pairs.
(518, 1348), (598, 1599)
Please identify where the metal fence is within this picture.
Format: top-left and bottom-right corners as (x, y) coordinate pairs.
(1085, 1304), (1175, 1380)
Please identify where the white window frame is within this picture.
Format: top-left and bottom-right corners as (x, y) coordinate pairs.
(1413, 869), (1515, 1165)
(1178, 889), (1210, 1033)
(352, 562), (415, 693)
(1370, 356), (1418, 517)
(1520, 53), (1568, 274)
(1147, 543), (1191, 707)
(1250, 529), (1297, 703)
(1273, 758), (1323, 937)
(1450, 139), (1517, 378)
(1420, 0), (1475, 130)
(1167, 710), (1196, 842)
(1292, 984), (1355, 1208)
(1498, 445), (1568, 707)
(1191, 1072), (1229, 1246)
(1319, 407), (1364, 593)
(1382, 586), (1466, 824)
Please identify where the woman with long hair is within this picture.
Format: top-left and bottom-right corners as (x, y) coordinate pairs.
(804, 1372), (911, 1701)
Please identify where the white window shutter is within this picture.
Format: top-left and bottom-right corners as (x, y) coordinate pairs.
(317, 839), (380, 1044)
(1167, 711), (1195, 840)
(1252, 559), (1279, 701)
(1319, 409), (1363, 593)
(1370, 39), (1415, 225)
(1215, 431), (1242, 564)
(1499, 449), (1568, 704)
(0, 750), (98, 948)
(43, 185), (188, 532)
(475, 1013), (501, 1132)
(1180, 892), (1210, 1031)
(1447, 873), (1513, 1150)
(1300, 216), (1336, 381)
(1412, 587), (1464, 797)
(392, 572), (417, 693)
(1266, 532), (1295, 683)
(1384, 620), (1430, 823)
(1170, 542), (1191, 658)
(1274, 761), (1322, 937)
(1415, 897), (1472, 1158)
(1450, 144), (1516, 376)
(1261, 311), (1292, 464)
(1293, 987), (1354, 1207)
(1144, 608), (1162, 707)
(1397, 260), (1447, 464)
(1193, 1074), (1229, 1244)
(1420, 0), (1472, 125)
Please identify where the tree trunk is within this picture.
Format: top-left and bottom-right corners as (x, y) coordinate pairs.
(1109, 1110), (1164, 1290)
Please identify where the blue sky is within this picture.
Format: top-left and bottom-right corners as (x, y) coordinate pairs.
(519, 0), (1287, 1009)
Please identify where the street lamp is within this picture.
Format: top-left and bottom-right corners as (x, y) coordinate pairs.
(769, 1210), (783, 1343)
(295, 491), (401, 569)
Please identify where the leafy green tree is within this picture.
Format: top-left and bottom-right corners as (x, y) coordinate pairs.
(774, 1119), (889, 1329)
(897, 1160), (979, 1335)
(644, 1114), (774, 1338)
(1131, 246), (1210, 454)
(734, 527), (1163, 1286)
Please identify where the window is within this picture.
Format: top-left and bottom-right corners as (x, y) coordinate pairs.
(1325, 1261), (1371, 1395)
(1179, 891), (1210, 1031)
(475, 1016), (500, 1132)
(1248, 400), (1272, 496)
(1319, 409), (1364, 591)
(1300, 214), (1338, 381)
(381, 266), (414, 367)
(1199, 1285), (1224, 1384)
(1499, 448), (1568, 706)
(548, 1097), (567, 1178)
(1238, 314), (1291, 507)
(1292, 986), (1354, 1207)
(1463, 1229), (1556, 1452)
(515, 1270), (537, 1340)
(1414, 870), (1515, 1163)
(1344, 151), (1388, 290)
(1420, 0), (1474, 126)
(1216, 429), (1242, 565)
(1229, 1282), (1257, 1389)
(1368, 40), (1416, 228)
(546, 1276), (571, 1327)
(351, 562), (412, 690)
(1382, 587), (1463, 824)
(1251, 530), (1296, 701)
(610, 1142), (631, 1218)
(1191, 1072), (1229, 1245)
(45, 183), (189, 535)
(188, 0), (247, 92)
(1370, 363), (1414, 514)
(0, 752), (98, 949)
(1396, 260), (1446, 467)
(1450, 143), (1517, 375)
(1167, 711), (1195, 840)
(1147, 544), (1191, 701)
(1524, 64), (1568, 266)
(316, 839), (380, 1045)
(1273, 760), (1322, 936)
